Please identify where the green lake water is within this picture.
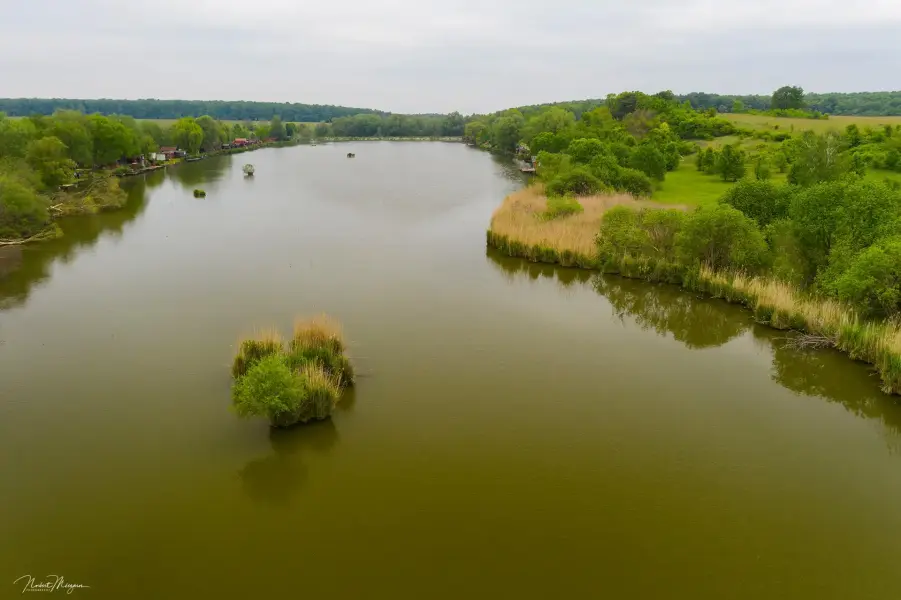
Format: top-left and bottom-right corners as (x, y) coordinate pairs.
(2, 142), (901, 599)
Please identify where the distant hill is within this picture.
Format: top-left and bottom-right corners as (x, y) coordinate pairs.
(0, 98), (387, 122)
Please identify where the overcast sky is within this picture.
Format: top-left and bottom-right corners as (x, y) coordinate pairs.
(2, 0), (900, 114)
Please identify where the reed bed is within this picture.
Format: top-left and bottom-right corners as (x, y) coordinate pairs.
(487, 186), (686, 268)
(487, 188), (901, 395)
(689, 266), (901, 394)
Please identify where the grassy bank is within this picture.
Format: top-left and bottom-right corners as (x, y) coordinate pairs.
(721, 113), (901, 133)
(486, 186), (901, 395)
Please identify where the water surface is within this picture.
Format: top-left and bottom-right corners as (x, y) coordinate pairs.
(2, 143), (901, 599)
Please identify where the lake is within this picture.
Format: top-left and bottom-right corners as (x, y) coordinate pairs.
(2, 142), (901, 599)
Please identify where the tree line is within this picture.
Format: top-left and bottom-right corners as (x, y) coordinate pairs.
(0, 99), (384, 123)
(0, 110), (303, 242)
(464, 90), (738, 198)
(676, 88), (901, 116)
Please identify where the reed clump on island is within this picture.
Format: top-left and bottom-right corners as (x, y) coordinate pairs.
(486, 183), (901, 395)
(231, 316), (354, 428)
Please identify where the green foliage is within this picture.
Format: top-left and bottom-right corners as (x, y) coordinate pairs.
(771, 86), (806, 110)
(0, 175), (50, 239)
(541, 195), (584, 220)
(170, 117), (203, 155)
(491, 115), (523, 153)
(832, 236), (901, 317)
(597, 206), (686, 264)
(88, 114), (139, 165)
(535, 151), (571, 182)
(614, 168), (654, 197)
(25, 136), (75, 189)
(232, 337), (284, 378)
(597, 206), (643, 259)
(663, 141), (680, 171)
(715, 144), (746, 182)
(718, 180), (792, 227)
(676, 205), (770, 272)
(194, 115), (222, 151)
(49, 111), (93, 165)
(787, 131), (850, 186)
(566, 138), (606, 164)
(231, 354), (304, 422)
(230, 320), (352, 427)
(0, 117), (38, 158)
(787, 180), (901, 287)
(753, 155), (771, 180)
(765, 219), (808, 286)
(546, 167), (602, 197)
(0, 98), (383, 123)
(629, 144), (666, 181)
(269, 115), (286, 141)
(773, 151), (789, 173)
(701, 148), (718, 174)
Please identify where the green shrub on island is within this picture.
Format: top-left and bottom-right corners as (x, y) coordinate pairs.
(231, 316), (354, 428)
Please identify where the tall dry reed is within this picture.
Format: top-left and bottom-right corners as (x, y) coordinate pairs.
(488, 186), (676, 259)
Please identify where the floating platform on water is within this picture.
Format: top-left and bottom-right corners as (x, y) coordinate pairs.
(243, 164), (255, 176)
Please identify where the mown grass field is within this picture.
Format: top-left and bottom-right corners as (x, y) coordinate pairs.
(651, 159), (901, 207)
(721, 113), (901, 133)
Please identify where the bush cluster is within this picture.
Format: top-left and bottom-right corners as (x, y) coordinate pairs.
(231, 317), (354, 428)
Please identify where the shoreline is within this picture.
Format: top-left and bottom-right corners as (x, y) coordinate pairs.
(487, 187), (901, 396)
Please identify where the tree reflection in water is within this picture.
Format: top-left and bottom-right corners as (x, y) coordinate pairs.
(168, 155), (232, 191)
(0, 171), (161, 310)
(239, 418), (340, 507)
(487, 250), (901, 443)
(592, 273), (750, 349)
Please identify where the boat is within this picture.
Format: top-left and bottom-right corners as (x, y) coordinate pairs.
(243, 164), (255, 176)
(185, 156), (204, 163)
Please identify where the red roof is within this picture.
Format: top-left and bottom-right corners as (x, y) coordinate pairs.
(159, 146), (177, 153)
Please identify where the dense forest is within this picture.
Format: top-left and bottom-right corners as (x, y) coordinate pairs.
(0, 99), (385, 122)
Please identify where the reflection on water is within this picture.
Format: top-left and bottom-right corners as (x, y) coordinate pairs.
(752, 325), (901, 448)
(0, 171), (159, 309)
(168, 155), (232, 191)
(486, 247), (592, 287)
(593, 274), (750, 349)
(240, 419), (339, 506)
(487, 250), (901, 439)
(0, 246), (22, 278)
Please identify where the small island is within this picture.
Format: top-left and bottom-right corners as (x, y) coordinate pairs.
(231, 316), (354, 428)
